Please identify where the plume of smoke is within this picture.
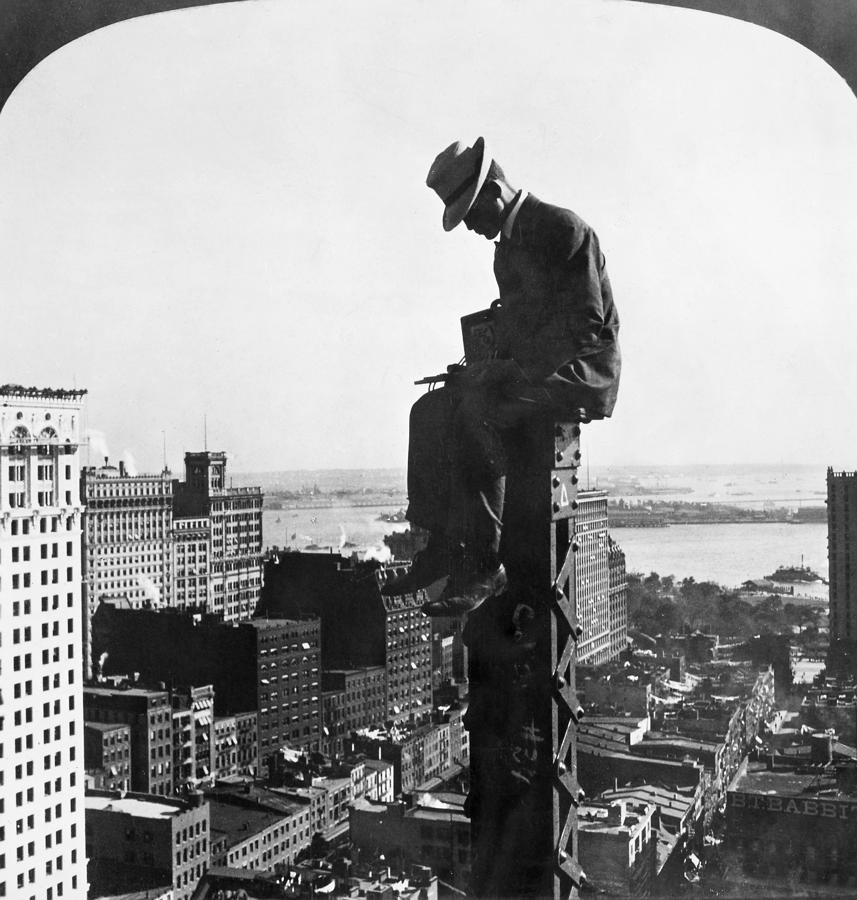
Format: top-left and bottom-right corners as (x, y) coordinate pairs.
(339, 525), (348, 551)
(363, 543), (392, 563)
(137, 574), (161, 607)
(97, 651), (109, 680)
(87, 429), (111, 464)
(122, 450), (138, 477)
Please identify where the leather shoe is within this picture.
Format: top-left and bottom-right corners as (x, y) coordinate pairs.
(421, 564), (507, 616)
(380, 546), (449, 596)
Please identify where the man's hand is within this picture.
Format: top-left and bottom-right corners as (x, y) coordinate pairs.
(449, 359), (522, 388)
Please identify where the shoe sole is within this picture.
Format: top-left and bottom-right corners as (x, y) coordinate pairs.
(421, 569), (507, 616)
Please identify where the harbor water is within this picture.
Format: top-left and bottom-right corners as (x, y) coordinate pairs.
(263, 510), (829, 598)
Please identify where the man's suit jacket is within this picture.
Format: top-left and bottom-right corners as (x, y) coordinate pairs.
(493, 194), (621, 419)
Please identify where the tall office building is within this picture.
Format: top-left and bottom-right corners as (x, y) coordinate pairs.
(608, 536), (629, 660)
(575, 490), (628, 666)
(0, 384), (88, 900)
(174, 451), (263, 621)
(827, 468), (857, 675)
(80, 463), (174, 677)
(81, 449), (263, 675)
(262, 551), (433, 726)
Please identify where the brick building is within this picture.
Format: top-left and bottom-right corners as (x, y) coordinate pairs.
(84, 685), (174, 795)
(349, 714), (469, 797)
(92, 606), (322, 764)
(214, 715), (242, 778)
(363, 758), (395, 801)
(725, 756), (857, 893)
(171, 684), (216, 791)
(321, 666), (387, 756)
(828, 468), (857, 676)
(578, 800), (656, 897)
(262, 551), (432, 726)
(85, 788), (209, 900)
(206, 783), (312, 870)
(350, 795), (472, 889)
(84, 721), (132, 791)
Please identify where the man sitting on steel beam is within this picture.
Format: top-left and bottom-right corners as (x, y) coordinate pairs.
(383, 137), (621, 616)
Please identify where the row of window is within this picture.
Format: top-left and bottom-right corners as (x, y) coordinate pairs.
(12, 620), (74, 642)
(7, 491), (74, 507)
(6, 463), (71, 480)
(11, 594), (74, 616)
(9, 567), (74, 589)
(8, 517), (75, 534)
(1, 865), (78, 897)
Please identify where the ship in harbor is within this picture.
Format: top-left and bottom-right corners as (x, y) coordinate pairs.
(377, 509), (408, 523)
(765, 558), (827, 584)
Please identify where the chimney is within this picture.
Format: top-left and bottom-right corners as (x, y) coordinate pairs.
(836, 761), (857, 794)
(811, 732), (834, 766)
(119, 460), (126, 477)
(606, 800), (625, 825)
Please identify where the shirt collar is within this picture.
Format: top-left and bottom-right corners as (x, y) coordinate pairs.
(501, 190), (528, 240)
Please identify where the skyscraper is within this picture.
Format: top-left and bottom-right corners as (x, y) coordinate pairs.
(0, 384), (88, 899)
(80, 462), (174, 677)
(575, 490), (614, 665)
(80, 449), (263, 675)
(827, 468), (857, 675)
(174, 451), (263, 620)
(608, 535), (629, 660)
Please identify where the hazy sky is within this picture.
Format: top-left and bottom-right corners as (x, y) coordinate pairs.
(2, 0), (856, 474)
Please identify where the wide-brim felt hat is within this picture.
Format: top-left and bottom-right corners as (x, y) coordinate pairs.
(426, 136), (491, 231)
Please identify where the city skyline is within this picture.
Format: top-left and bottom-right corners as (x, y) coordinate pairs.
(2, 1), (856, 472)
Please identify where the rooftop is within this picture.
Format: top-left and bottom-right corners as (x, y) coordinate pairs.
(0, 383), (87, 400)
(408, 805), (469, 823)
(84, 685), (169, 700)
(90, 890), (172, 900)
(84, 721), (131, 733)
(207, 784), (305, 818)
(86, 792), (193, 820)
(600, 784), (697, 821)
(733, 760), (857, 799)
(241, 617), (320, 630)
(578, 800), (653, 837)
(209, 801), (283, 847)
